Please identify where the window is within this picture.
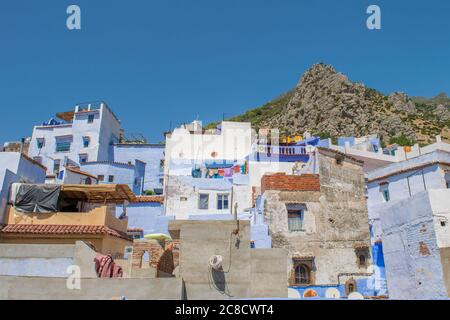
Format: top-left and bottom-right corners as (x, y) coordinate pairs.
(345, 279), (357, 296)
(53, 160), (60, 175)
(79, 154), (88, 163)
(382, 189), (390, 202)
(108, 175), (114, 183)
(82, 136), (90, 148)
(199, 194), (209, 210)
(287, 204), (305, 232)
(359, 254), (366, 267)
(217, 194), (229, 210)
(356, 248), (369, 268)
(98, 175), (104, 182)
(87, 114), (95, 123)
(55, 137), (72, 152)
(141, 251), (150, 269)
(37, 138), (45, 149)
(295, 264), (310, 285)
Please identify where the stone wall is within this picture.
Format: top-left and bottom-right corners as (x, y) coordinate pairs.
(263, 149), (372, 287)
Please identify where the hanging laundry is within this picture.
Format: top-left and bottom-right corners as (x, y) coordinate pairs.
(224, 167), (232, 177)
(218, 169), (225, 177)
(240, 165), (245, 174)
(234, 165), (240, 173)
(208, 169), (214, 178)
(94, 254), (123, 278)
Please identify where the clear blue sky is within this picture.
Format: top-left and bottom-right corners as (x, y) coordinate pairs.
(1, 0), (449, 143)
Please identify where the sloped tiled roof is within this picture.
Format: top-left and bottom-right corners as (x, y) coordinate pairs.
(0, 224), (132, 241)
(134, 195), (164, 204)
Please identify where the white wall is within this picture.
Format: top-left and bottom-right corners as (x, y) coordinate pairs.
(165, 121), (253, 177)
(28, 104), (121, 176)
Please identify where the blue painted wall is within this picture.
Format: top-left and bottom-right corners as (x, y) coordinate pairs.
(0, 153), (46, 223)
(81, 161), (145, 195)
(116, 202), (173, 236)
(113, 144), (165, 192)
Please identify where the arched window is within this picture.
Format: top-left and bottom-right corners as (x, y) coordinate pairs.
(345, 279), (357, 296)
(359, 254), (366, 267)
(141, 251), (150, 269)
(348, 283), (355, 293)
(295, 264), (310, 285)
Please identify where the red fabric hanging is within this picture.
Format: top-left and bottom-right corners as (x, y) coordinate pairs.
(94, 254), (123, 278)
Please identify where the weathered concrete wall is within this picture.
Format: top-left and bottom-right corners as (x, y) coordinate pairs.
(263, 150), (372, 287)
(440, 248), (450, 296)
(0, 276), (182, 300)
(0, 242), (97, 278)
(250, 249), (287, 298)
(171, 220), (288, 299)
(428, 189), (450, 248)
(380, 191), (448, 299)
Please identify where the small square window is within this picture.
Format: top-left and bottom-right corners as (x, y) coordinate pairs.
(83, 136), (90, 148)
(79, 154), (88, 163)
(98, 175), (104, 182)
(217, 194), (229, 210)
(108, 175), (114, 183)
(37, 138), (45, 149)
(287, 204), (305, 232)
(199, 194), (209, 210)
(87, 114), (95, 123)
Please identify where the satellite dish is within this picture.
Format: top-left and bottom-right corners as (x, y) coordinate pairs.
(325, 288), (341, 299)
(348, 292), (364, 300)
(288, 288), (301, 299)
(209, 255), (223, 271)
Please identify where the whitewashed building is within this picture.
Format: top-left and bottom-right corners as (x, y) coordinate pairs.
(366, 146), (450, 299)
(28, 102), (122, 179)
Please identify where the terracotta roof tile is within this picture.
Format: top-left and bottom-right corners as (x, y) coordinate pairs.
(134, 195), (164, 204)
(0, 224), (132, 241)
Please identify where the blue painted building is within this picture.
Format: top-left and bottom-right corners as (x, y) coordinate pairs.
(113, 143), (165, 194)
(116, 196), (174, 238)
(80, 160), (146, 195)
(0, 152), (46, 224)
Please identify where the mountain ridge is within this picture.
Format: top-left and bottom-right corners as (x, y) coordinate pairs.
(209, 63), (450, 146)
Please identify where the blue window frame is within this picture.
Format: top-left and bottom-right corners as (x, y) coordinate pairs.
(217, 194), (229, 210)
(56, 141), (71, 152)
(82, 136), (90, 148)
(37, 138), (45, 149)
(287, 204), (306, 232)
